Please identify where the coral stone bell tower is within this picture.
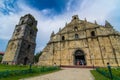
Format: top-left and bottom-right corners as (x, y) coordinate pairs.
(2, 14), (38, 65)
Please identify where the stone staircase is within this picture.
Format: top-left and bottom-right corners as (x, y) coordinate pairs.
(60, 65), (98, 68)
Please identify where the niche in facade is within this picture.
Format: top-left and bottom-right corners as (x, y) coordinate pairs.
(62, 36), (65, 40)
(91, 31), (95, 36)
(75, 34), (79, 39)
(74, 26), (78, 31)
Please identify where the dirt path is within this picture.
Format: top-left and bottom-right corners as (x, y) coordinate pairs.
(22, 68), (94, 80)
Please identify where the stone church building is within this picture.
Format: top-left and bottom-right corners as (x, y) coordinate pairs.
(2, 14), (38, 65)
(38, 15), (120, 67)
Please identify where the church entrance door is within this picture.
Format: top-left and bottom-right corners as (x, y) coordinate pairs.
(74, 50), (86, 65)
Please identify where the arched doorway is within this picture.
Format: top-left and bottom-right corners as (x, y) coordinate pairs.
(24, 57), (28, 65)
(74, 50), (86, 65)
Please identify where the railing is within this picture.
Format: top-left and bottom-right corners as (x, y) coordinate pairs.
(0, 66), (60, 79)
(96, 68), (120, 80)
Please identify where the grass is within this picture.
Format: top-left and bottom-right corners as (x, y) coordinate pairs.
(91, 70), (109, 80)
(91, 67), (120, 80)
(0, 64), (30, 71)
(0, 69), (60, 80)
(0, 64), (61, 80)
(99, 67), (120, 77)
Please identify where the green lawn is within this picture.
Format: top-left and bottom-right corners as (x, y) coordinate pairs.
(0, 64), (30, 71)
(91, 70), (109, 80)
(0, 69), (60, 80)
(0, 64), (60, 80)
(91, 67), (120, 80)
(98, 67), (120, 77)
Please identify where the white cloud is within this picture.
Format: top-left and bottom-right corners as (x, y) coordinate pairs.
(76, 0), (118, 24)
(0, 0), (120, 52)
(0, 14), (20, 39)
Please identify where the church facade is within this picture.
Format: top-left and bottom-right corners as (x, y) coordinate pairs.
(38, 15), (120, 67)
(2, 14), (38, 65)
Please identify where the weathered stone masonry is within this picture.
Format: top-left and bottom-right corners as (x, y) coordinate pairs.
(38, 15), (120, 67)
(2, 14), (38, 65)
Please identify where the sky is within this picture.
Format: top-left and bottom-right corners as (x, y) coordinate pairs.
(0, 0), (120, 53)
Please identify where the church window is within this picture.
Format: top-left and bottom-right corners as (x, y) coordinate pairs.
(75, 34), (79, 39)
(74, 26), (78, 31)
(91, 31), (95, 36)
(62, 36), (65, 40)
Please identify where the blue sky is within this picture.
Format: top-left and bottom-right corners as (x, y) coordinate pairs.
(0, 0), (120, 53)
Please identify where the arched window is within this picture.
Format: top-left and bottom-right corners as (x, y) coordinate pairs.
(91, 31), (95, 36)
(21, 20), (24, 24)
(62, 36), (65, 40)
(74, 17), (77, 19)
(75, 34), (79, 39)
(30, 22), (33, 26)
(74, 26), (78, 31)
(27, 45), (31, 49)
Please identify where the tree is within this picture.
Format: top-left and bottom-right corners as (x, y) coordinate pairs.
(34, 51), (42, 63)
(0, 56), (2, 62)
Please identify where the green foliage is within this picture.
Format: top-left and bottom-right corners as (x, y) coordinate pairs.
(0, 64), (30, 71)
(34, 51), (42, 63)
(0, 65), (60, 80)
(97, 67), (120, 77)
(96, 67), (120, 80)
(91, 70), (109, 80)
(1, 70), (59, 80)
(0, 56), (3, 62)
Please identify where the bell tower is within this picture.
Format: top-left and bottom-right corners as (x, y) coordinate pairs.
(2, 14), (38, 65)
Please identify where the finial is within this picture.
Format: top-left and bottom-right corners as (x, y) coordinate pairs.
(65, 22), (67, 26)
(105, 20), (112, 27)
(51, 31), (54, 37)
(59, 27), (61, 31)
(95, 20), (97, 24)
(84, 18), (87, 22)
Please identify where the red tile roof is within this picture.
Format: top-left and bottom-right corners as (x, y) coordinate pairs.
(0, 52), (4, 55)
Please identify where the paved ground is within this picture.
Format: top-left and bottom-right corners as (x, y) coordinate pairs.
(22, 68), (94, 80)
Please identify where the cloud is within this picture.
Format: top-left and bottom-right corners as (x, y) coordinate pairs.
(0, 0), (20, 15)
(0, 14), (19, 39)
(0, 0), (69, 52)
(75, 0), (118, 24)
(0, 0), (120, 53)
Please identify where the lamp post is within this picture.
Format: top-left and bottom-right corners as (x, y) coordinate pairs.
(29, 63), (32, 72)
(107, 62), (113, 80)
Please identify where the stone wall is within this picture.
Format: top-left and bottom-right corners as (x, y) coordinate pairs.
(38, 15), (120, 67)
(2, 14), (37, 65)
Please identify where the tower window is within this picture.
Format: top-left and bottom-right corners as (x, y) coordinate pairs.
(30, 31), (32, 35)
(75, 34), (79, 39)
(74, 17), (77, 19)
(62, 36), (65, 40)
(27, 45), (31, 49)
(91, 31), (95, 36)
(23, 43), (26, 45)
(31, 22), (33, 26)
(29, 22), (33, 26)
(74, 26), (78, 31)
(21, 20), (24, 24)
